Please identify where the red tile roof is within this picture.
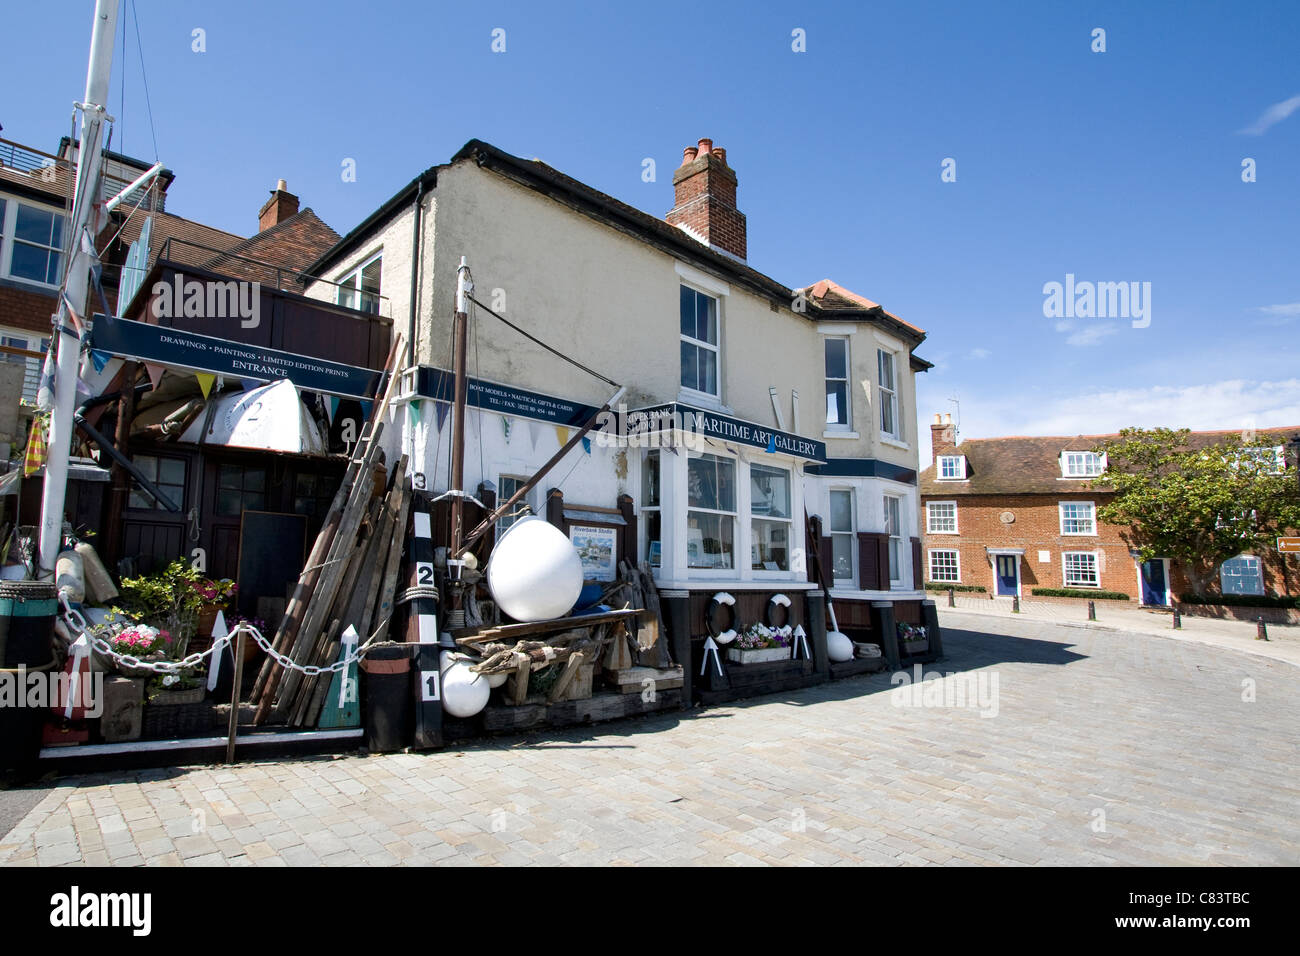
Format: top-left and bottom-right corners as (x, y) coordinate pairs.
(920, 427), (1300, 496)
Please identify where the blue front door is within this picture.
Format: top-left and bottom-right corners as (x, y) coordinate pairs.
(995, 555), (1019, 596)
(1140, 559), (1167, 606)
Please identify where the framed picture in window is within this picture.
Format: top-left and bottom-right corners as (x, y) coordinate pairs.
(569, 524), (618, 582)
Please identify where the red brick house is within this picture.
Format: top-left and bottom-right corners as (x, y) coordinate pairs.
(919, 415), (1299, 605)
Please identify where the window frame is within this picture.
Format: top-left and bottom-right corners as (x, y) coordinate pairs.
(824, 336), (851, 429)
(1059, 500), (1097, 536)
(1061, 451), (1105, 478)
(0, 195), (67, 288)
(828, 488), (856, 584)
(337, 251), (383, 314)
(1062, 550), (1100, 588)
(1220, 554), (1264, 596)
(877, 348), (901, 441)
(127, 454), (188, 512)
(928, 548), (961, 583)
(686, 450), (737, 571)
(926, 500), (958, 534)
(641, 450), (662, 568)
(883, 493), (904, 587)
(679, 284), (722, 401)
(749, 462), (793, 573)
(496, 474), (531, 537)
(937, 455), (966, 480)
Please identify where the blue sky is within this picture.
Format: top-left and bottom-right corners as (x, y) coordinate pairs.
(5, 1), (1298, 459)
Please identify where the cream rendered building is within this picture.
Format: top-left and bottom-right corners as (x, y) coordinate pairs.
(302, 138), (935, 682)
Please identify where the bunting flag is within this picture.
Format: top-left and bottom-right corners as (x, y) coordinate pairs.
(194, 373), (216, 399)
(434, 400), (450, 431)
(144, 363), (164, 391)
(360, 400), (373, 420)
(326, 396), (339, 423)
(80, 228), (113, 322)
(528, 420), (542, 451)
(60, 293), (85, 339)
(36, 346), (56, 411)
(581, 436), (592, 455)
(501, 415), (512, 443)
(765, 434), (777, 453)
(240, 378), (259, 391)
(89, 349), (110, 373)
(408, 400), (422, 426)
(23, 416), (48, 477)
(555, 425), (570, 447)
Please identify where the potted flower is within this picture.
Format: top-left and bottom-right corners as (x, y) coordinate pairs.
(192, 577), (237, 651)
(898, 623), (929, 655)
(726, 623), (793, 664)
(108, 624), (173, 678)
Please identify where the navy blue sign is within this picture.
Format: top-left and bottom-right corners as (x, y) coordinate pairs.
(90, 316), (384, 400)
(415, 366), (599, 428)
(636, 402), (827, 462)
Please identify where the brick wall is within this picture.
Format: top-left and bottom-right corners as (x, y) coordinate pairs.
(0, 283), (58, 336)
(921, 492), (1139, 595)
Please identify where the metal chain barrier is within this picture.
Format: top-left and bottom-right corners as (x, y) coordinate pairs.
(58, 594), (381, 677)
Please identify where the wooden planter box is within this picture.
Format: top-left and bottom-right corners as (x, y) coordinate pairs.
(726, 646), (792, 665)
(902, 639), (929, 655)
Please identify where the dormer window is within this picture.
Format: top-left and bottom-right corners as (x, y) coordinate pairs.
(937, 455), (966, 480)
(1062, 451), (1105, 478)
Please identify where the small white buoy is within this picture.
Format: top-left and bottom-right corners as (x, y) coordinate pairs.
(827, 630), (855, 662)
(486, 516), (583, 622)
(439, 651), (490, 717)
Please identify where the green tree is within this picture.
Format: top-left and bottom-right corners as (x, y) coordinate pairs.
(1093, 428), (1300, 598)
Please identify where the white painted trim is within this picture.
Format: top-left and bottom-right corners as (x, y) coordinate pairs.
(926, 500), (959, 534)
(823, 430), (860, 439)
(1059, 500), (1098, 536)
(674, 260), (731, 297)
(927, 547), (961, 584)
(1062, 549), (1102, 589)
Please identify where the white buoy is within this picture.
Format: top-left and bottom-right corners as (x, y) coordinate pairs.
(55, 549), (86, 604)
(827, 630), (855, 662)
(486, 516), (583, 622)
(439, 650), (490, 718)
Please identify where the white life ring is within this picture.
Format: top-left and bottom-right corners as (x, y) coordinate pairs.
(707, 591), (739, 645)
(766, 592), (792, 628)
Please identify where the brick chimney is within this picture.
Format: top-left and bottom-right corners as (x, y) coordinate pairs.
(666, 138), (747, 260)
(931, 413), (957, 464)
(258, 179), (299, 232)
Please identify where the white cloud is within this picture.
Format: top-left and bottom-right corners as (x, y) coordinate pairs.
(1056, 321), (1120, 346)
(1258, 303), (1300, 325)
(1239, 93), (1300, 135)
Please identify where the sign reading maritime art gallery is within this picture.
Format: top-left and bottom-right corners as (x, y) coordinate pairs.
(89, 316), (384, 400)
(637, 402), (827, 462)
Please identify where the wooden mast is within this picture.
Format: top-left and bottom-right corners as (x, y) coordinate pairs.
(448, 257), (472, 560)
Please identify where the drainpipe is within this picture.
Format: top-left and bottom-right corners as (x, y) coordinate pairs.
(406, 180), (425, 369)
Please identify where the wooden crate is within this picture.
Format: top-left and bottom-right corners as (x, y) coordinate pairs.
(604, 665), (685, 695)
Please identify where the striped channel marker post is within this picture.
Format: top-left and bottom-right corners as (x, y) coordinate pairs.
(406, 502), (443, 749)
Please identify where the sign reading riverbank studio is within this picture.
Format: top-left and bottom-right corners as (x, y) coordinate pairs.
(415, 366), (598, 429)
(89, 316), (383, 400)
(631, 403), (827, 463)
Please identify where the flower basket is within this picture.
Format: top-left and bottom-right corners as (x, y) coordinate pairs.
(150, 685), (206, 706)
(898, 623), (929, 655)
(141, 698), (217, 739)
(902, 639), (929, 655)
(726, 645), (792, 664)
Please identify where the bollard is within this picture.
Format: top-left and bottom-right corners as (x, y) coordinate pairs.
(1171, 605), (1181, 629)
(947, 587), (955, 608)
(1087, 600), (1096, 621)
(1012, 595), (1020, 613)
(1257, 617), (1269, 641)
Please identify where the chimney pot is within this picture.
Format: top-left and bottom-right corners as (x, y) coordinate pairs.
(277, 178), (288, 192)
(712, 146), (727, 165)
(682, 146), (698, 165)
(696, 138), (713, 155)
(944, 413), (952, 424)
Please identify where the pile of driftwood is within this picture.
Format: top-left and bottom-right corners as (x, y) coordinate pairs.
(249, 340), (409, 726)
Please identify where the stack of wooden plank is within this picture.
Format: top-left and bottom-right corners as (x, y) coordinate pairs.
(249, 339), (409, 726)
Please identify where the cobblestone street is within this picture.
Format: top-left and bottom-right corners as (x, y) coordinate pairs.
(2, 612), (1296, 866)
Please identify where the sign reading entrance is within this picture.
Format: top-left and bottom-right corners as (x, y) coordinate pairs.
(90, 316), (383, 400)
